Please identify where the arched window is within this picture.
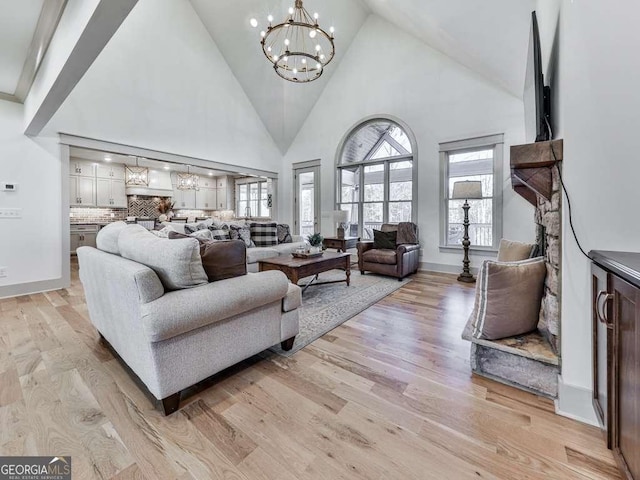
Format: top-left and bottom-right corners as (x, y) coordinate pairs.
(336, 118), (416, 239)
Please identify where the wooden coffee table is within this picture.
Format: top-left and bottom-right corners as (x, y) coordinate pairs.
(258, 252), (351, 293)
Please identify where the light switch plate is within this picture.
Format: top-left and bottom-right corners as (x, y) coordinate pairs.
(0, 208), (22, 218)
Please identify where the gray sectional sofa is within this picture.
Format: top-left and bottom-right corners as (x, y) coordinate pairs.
(77, 222), (301, 415)
(161, 220), (307, 272)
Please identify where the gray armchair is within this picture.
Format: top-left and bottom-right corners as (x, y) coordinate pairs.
(357, 223), (420, 280)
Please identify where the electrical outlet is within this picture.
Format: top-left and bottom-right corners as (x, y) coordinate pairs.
(0, 267), (7, 278)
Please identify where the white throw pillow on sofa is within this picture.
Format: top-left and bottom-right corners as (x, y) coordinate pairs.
(118, 225), (208, 291)
(96, 221), (128, 255)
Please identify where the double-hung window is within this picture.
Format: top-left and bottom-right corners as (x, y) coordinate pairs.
(440, 134), (504, 251)
(236, 179), (270, 218)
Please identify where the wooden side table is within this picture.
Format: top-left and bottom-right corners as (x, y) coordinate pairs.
(323, 236), (360, 253)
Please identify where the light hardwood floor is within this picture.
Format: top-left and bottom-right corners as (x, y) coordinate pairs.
(0, 265), (620, 479)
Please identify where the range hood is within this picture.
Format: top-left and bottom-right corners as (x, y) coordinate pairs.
(125, 169), (174, 197)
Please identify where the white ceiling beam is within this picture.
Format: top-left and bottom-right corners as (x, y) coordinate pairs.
(14, 0), (68, 103)
(24, 0), (139, 136)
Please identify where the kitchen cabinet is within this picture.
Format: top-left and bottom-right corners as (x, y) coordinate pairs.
(97, 179), (127, 208)
(590, 250), (640, 480)
(591, 263), (612, 447)
(172, 185), (196, 209)
(215, 176), (232, 210)
(69, 175), (96, 206)
(70, 159), (95, 177)
(96, 163), (125, 180)
(196, 187), (216, 210)
(70, 225), (99, 254)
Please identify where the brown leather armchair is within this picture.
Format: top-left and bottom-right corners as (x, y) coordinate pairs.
(357, 223), (420, 280)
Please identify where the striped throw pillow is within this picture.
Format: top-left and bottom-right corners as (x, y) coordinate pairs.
(208, 224), (230, 241)
(250, 222), (278, 247)
(469, 257), (546, 340)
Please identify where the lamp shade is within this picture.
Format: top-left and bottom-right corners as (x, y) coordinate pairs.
(451, 180), (483, 200)
(333, 210), (350, 223)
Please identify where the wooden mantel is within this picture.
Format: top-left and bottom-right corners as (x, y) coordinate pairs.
(510, 139), (563, 206)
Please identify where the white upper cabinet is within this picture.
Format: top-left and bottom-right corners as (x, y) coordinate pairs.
(70, 176), (96, 206)
(96, 163), (125, 180)
(96, 179), (127, 208)
(70, 159), (95, 178)
(196, 187), (216, 210)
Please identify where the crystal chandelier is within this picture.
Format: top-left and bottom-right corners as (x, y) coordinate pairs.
(177, 165), (199, 191)
(125, 157), (149, 186)
(252, 0), (335, 83)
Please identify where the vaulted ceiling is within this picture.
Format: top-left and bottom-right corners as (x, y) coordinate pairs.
(0, 0), (44, 96)
(189, 0), (535, 154)
(189, 0), (370, 154)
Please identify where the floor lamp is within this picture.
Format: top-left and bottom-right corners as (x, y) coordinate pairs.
(451, 180), (483, 283)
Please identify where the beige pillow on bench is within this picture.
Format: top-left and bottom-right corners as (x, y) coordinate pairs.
(496, 239), (538, 262)
(469, 257), (546, 340)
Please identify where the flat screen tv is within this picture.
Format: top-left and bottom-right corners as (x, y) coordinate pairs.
(524, 11), (551, 142)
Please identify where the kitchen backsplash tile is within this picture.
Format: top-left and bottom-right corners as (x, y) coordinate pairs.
(70, 208), (127, 224)
(70, 196), (221, 224)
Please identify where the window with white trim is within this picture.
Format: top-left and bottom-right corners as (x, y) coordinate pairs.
(337, 119), (416, 240)
(236, 179), (270, 218)
(440, 134), (504, 250)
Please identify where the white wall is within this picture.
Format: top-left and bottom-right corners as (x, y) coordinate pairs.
(281, 15), (534, 271)
(2, 0), (283, 295)
(0, 101), (61, 290)
(536, 0), (640, 423)
(42, 0), (282, 174)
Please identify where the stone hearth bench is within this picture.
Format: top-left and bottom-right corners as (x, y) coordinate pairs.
(462, 321), (559, 398)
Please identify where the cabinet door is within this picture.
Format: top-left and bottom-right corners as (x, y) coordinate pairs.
(612, 275), (640, 480)
(74, 160), (95, 178)
(592, 263), (613, 446)
(70, 233), (81, 254)
(96, 164), (113, 179)
(207, 188), (217, 210)
(82, 233), (97, 249)
(200, 178), (214, 189)
(217, 186), (227, 209)
(196, 187), (216, 210)
(111, 180), (127, 208)
(69, 177), (79, 205)
(183, 189), (196, 209)
(77, 177), (95, 206)
(195, 188), (209, 209)
(96, 178), (112, 207)
(110, 165), (125, 181)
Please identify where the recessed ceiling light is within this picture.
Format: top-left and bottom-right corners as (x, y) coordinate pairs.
(104, 156), (112, 162)
(208, 172), (213, 176)
(163, 165), (170, 170)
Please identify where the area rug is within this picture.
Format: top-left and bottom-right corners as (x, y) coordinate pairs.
(271, 270), (411, 357)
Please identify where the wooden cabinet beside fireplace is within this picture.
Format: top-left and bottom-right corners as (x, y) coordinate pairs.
(590, 250), (640, 480)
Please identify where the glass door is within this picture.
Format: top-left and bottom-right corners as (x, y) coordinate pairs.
(294, 166), (320, 237)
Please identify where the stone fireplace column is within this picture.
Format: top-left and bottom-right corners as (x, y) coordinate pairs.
(511, 139), (563, 355)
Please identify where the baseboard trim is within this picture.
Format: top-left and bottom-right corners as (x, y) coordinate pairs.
(555, 375), (599, 426)
(419, 262), (479, 275)
(0, 278), (68, 300)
